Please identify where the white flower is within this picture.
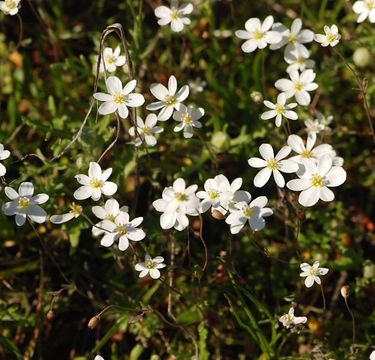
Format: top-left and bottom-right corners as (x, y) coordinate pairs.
(135, 254), (166, 279)
(300, 261), (329, 287)
(287, 155), (346, 207)
(197, 174), (233, 213)
(270, 18), (314, 54)
(261, 93), (298, 127)
(74, 162), (118, 201)
(93, 76), (145, 119)
(279, 307), (307, 329)
(275, 69), (318, 106)
(129, 114), (164, 146)
(316, 113), (333, 130)
(94, 356), (104, 360)
(304, 119), (325, 136)
(370, 350), (375, 360)
(2, 182), (49, 226)
(284, 46), (315, 73)
(235, 16), (282, 53)
(0, 0), (20, 15)
(0, 143), (10, 177)
(146, 75), (189, 121)
(99, 211), (145, 251)
(353, 0), (375, 23)
(50, 202), (83, 224)
(98, 46), (126, 73)
(173, 104), (204, 138)
(315, 25), (341, 47)
(154, 2), (193, 32)
(225, 193), (273, 234)
(287, 133), (334, 165)
(92, 199), (128, 236)
(248, 144), (298, 188)
(188, 77), (206, 94)
(153, 178), (200, 231)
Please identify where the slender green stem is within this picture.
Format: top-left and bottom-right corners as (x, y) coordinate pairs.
(344, 297), (356, 344)
(320, 283), (326, 310)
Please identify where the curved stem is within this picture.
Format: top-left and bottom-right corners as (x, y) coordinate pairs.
(344, 297), (356, 344)
(320, 283), (326, 310)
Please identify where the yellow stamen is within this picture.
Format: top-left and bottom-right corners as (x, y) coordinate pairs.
(267, 159), (279, 170)
(18, 197), (30, 209)
(311, 174), (324, 187)
(90, 179), (103, 189)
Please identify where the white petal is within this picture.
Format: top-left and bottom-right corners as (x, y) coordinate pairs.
(106, 76), (123, 94)
(253, 167), (272, 188)
(299, 187), (320, 207)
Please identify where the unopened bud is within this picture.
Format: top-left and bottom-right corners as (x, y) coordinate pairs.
(353, 47), (371, 68)
(341, 285), (350, 299)
(250, 91), (263, 104)
(46, 310), (54, 320)
(211, 209), (225, 220)
(88, 315), (100, 329)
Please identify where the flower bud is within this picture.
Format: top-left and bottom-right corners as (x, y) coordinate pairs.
(88, 315), (100, 329)
(353, 47), (371, 68)
(340, 285), (350, 299)
(46, 310), (54, 320)
(211, 131), (230, 152)
(250, 91), (263, 104)
(211, 209), (225, 220)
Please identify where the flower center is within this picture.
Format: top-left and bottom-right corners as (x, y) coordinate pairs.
(117, 225), (128, 236)
(208, 189), (220, 200)
(106, 55), (116, 64)
(70, 202), (83, 216)
(366, 0), (375, 9)
(301, 150), (312, 158)
(182, 113), (193, 124)
(326, 33), (337, 43)
(165, 96), (176, 106)
(171, 7), (180, 20)
(243, 206), (253, 218)
(146, 260), (155, 269)
(18, 197), (30, 209)
(275, 104), (285, 115)
(288, 34), (298, 44)
(309, 267), (318, 276)
(297, 57), (306, 65)
(267, 159), (279, 170)
(5, 0), (17, 9)
(253, 30), (265, 40)
(175, 192), (188, 202)
(143, 126), (152, 135)
(311, 174), (324, 187)
(105, 214), (116, 222)
(113, 94), (126, 104)
(90, 179), (104, 189)
(294, 81), (304, 92)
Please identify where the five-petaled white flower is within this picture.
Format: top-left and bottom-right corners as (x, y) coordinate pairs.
(287, 133), (334, 165)
(74, 162), (118, 201)
(275, 69), (318, 106)
(153, 178), (200, 231)
(93, 76), (145, 119)
(154, 2), (193, 32)
(261, 93), (298, 127)
(248, 144), (298, 188)
(2, 182), (49, 226)
(147, 75), (189, 121)
(129, 114), (164, 146)
(225, 193), (273, 234)
(284, 46), (315, 73)
(0, 0), (20, 15)
(287, 155), (346, 207)
(0, 143), (10, 177)
(353, 0), (375, 23)
(99, 211), (145, 251)
(315, 25), (341, 47)
(197, 174), (234, 213)
(135, 254), (167, 279)
(98, 46), (126, 73)
(91, 199), (128, 236)
(271, 18), (314, 54)
(279, 307), (307, 329)
(300, 261), (329, 287)
(50, 202), (83, 224)
(235, 16), (282, 53)
(188, 78), (206, 94)
(173, 104), (204, 138)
